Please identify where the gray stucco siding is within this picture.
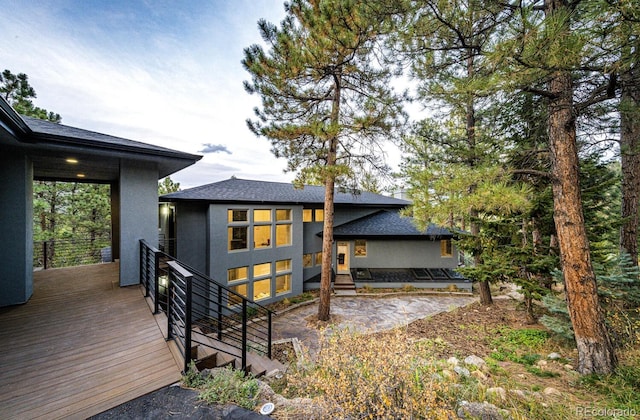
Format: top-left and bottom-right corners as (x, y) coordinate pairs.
(0, 151), (34, 306)
(348, 239), (458, 269)
(118, 160), (159, 286)
(207, 204), (304, 305)
(173, 202), (208, 274)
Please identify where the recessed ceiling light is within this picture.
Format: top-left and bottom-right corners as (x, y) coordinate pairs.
(66, 158), (79, 164)
(77, 173), (85, 178)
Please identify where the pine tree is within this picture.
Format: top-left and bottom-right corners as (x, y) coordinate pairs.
(243, 0), (406, 320)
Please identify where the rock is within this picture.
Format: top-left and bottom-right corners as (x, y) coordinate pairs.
(510, 389), (527, 399)
(547, 352), (561, 360)
(471, 370), (488, 381)
(543, 387), (561, 397)
(448, 357), (460, 366)
(457, 401), (511, 420)
(487, 387), (507, 401)
(454, 366), (470, 377)
(536, 360), (547, 367)
(464, 355), (486, 368)
(564, 364), (574, 371)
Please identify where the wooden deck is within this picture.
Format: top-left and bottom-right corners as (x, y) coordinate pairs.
(0, 263), (182, 419)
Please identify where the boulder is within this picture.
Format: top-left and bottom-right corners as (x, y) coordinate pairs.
(457, 401), (511, 420)
(464, 355), (486, 368)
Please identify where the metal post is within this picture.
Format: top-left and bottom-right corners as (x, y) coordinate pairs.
(43, 241), (48, 270)
(241, 299), (247, 372)
(267, 310), (272, 359)
(153, 251), (160, 314)
(217, 284), (223, 340)
(140, 241), (146, 294)
(184, 273), (193, 374)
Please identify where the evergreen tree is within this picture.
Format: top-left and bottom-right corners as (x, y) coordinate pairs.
(0, 69), (61, 122)
(243, 0), (406, 320)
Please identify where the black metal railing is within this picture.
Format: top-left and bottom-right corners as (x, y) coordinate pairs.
(140, 239), (274, 373)
(34, 235), (112, 269)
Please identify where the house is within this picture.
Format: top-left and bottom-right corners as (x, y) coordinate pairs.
(159, 177), (471, 306)
(0, 97), (201, 307)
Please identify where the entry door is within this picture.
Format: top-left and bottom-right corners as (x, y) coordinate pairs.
(337, 242), (350, 274)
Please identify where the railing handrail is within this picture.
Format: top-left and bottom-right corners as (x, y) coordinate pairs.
(139, 239), (274, 373)
(139, 239), (274, 315)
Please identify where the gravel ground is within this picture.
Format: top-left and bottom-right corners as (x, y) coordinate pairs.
(90, 384), (269, 420)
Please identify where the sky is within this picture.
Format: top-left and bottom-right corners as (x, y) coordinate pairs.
(1, 0), (304, 188)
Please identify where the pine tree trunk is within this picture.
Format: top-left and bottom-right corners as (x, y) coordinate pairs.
(318, 174), (335, 321)
(619, 63), (640, 266)
(318, 75), (341, 322)
(545, 0), (617, 373)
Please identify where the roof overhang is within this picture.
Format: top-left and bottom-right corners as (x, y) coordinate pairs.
(1, 98), (201, 183)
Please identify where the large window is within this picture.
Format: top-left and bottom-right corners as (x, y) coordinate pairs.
(276, 274), (291, 295)
(228, 226), (248, 250)
(254, 279), (271, 301)
(355, 240), (367, 257)
(229, 283), (247, 306)
(441, 239), (453, 257)
(228, 266), (248, 283)
(228, 209), (249, 251)
(276, 224), (291, 247)
(254, 225), (271, 248)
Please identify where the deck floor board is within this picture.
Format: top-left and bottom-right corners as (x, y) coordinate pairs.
(0, 263), (181, 419)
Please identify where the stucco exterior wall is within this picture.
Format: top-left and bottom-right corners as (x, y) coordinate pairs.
(0, 151), (33, 306)
(119, 160), (159, 286)
(172, 202), (208, 274)
(206, 203), (304, 305)
(347, 239), (458, 269)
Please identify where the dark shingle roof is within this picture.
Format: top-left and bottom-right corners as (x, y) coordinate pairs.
(22, 115), (200, 159)
(331, 210), (452, 239)
(162, 177), (409, 206)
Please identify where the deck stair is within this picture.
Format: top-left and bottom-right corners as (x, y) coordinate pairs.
(192, 327), (285, 376)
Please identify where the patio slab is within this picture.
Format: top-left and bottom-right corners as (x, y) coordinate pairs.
(273, 294), (476, 356)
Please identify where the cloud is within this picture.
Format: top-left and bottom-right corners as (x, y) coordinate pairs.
(199, 143), (232, 154)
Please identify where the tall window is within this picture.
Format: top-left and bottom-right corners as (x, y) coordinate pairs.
(355, 240), (367, 257)
(229, 283), (247, 306)
(252, 262), (272, 301)
(314, 209), (324, 222)
(441, 239), (453, 257)
(276, 224), (291, 246)
(276, 274), (291, 295)
(315, 252), (323, 266)
(254, 225), (271, 248)
(228, 209), (249, 251)
(303, 209), (313, 222)
(276, 258), (292, 295)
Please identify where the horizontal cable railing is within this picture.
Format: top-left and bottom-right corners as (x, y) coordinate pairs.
(34, 235), (112, 269)
(140, 239), (273, 373)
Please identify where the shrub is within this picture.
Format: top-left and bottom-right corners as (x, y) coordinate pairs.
(183, 365), (259, 410)
(284, 328), (455, 418)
